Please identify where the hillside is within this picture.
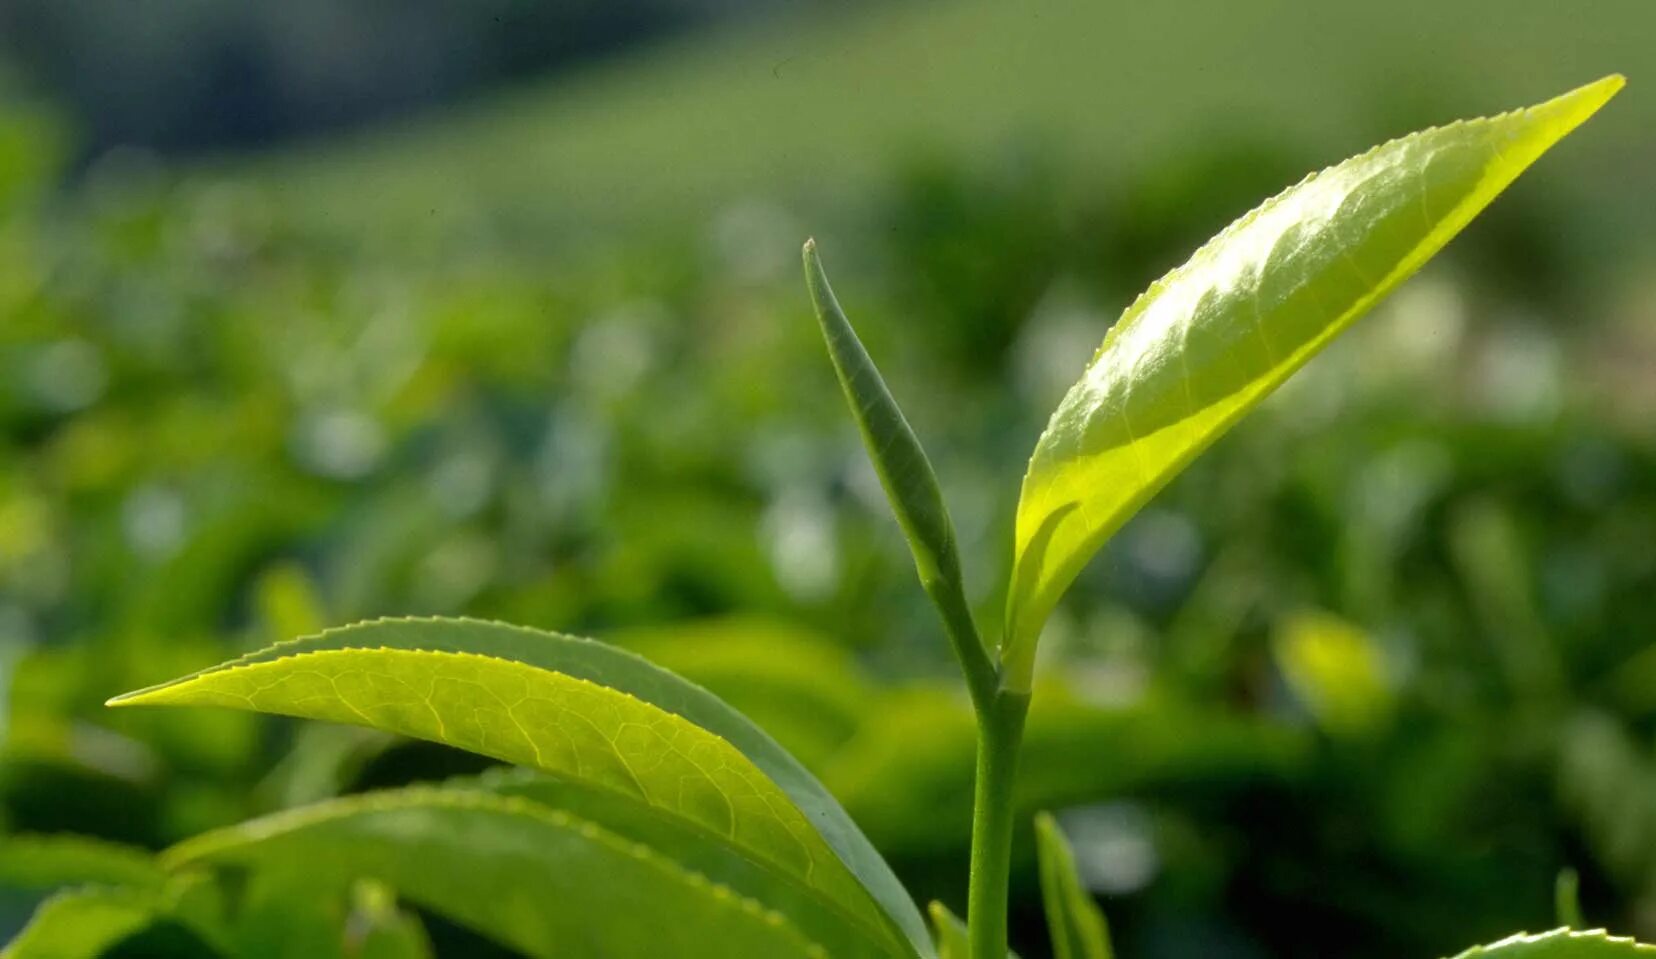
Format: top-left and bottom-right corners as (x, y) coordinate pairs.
(229, 0), (1655, 251)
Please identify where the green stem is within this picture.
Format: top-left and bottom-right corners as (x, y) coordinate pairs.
(967, 689), (1030, 959)
(925, 575), (998, 714)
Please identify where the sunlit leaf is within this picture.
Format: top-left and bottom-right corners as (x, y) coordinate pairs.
(1447, 929), (1656, 958)
(167, 788), (829, 959)
(1035, 812), (1113, 959)
(1003, 76), (1623, 687)
(109, 617), (927, 959)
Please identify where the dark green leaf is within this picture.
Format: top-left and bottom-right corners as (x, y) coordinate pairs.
(168, 788), (831, 959)
(803, 241), (995, 703)
(803, 239), (964, 597)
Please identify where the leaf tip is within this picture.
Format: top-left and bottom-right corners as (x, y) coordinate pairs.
(1034, 810), (1069, 856)
(1541, 74), (1626, 130)
(802, 236), (825, 283)
(802, 237), (834, 315)
(1580, 73), (1627, 108)
(105, 682), (175, 708)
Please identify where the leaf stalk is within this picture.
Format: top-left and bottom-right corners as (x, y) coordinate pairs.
(925, 572), (999, 714)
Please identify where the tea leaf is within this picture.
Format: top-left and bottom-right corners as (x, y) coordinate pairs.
(804, 241), (995, 703)
(168, 788), (830, 959)
(474, 768), (908, 956)
(110, 617), (926, 959)
(1, 878), (225, 959)
(2, 887), (166, 959)
(0, 834), (165, 891)
(803, 239), (963, 599)
(928, 902), (969, 959)
(1035, 812), (1113, 959)
(1447, 929), (1656, 958)
(1003, 76), (1623, 687)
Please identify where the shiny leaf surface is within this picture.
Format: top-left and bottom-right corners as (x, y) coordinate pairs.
(1004, 76), (1623, 686)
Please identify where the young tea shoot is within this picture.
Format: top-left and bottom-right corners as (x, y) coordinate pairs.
(2, 74), (1619, 959)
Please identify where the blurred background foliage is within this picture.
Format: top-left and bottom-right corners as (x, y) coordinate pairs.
(1, 0), (1655, 957)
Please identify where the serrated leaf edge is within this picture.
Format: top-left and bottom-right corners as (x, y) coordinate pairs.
(1449, 928), (1656, 957)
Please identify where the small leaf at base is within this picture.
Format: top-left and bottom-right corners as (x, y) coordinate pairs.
(1035, 812), (1114, 959)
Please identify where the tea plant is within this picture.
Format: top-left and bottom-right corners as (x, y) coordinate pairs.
(4, 75), (1635, 959)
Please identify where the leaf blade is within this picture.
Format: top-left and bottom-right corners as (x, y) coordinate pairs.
(1003, 75), (1623, 687)
(1447, 929), (1656, 958)
(2, 887), (165, 959)
(167, 788), (831, 959)
(0, 835), (166, 892)
(110, 618), (924, 959)
(928, 902), (970, 959)
(1035, 812), (1114, 959)
(475, 768), (905, 956)
(803, 239), (963, 595)
(803, 241), (996, 704)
